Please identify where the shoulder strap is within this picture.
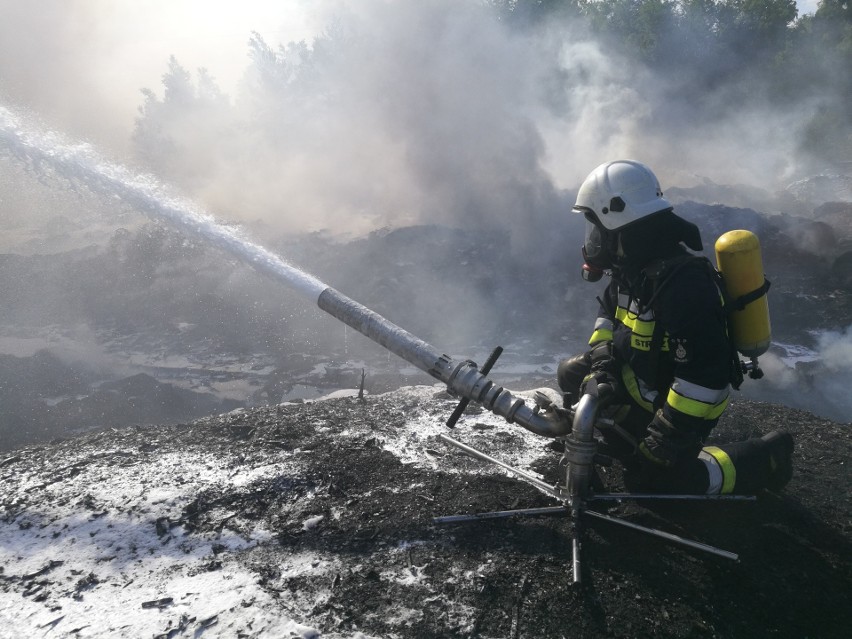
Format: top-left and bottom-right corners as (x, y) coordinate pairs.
(643, 255), (736, 390)
(641, 256), (699, 386)
(693, 258), (747, 390)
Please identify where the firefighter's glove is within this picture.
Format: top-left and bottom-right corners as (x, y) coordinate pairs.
(581, 370), (619, 405)
(639, 410), (701, 468)
(580, 341), (620, 404)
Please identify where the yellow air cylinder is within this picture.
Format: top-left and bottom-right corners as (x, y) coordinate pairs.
(715, 230), (771, 357)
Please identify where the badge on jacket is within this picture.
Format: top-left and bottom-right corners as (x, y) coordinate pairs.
(672, 338), (690, 363)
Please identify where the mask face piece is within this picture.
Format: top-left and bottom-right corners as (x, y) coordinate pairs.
(584, 222), (604, 261)
(581, 247), (604, 281)
(581, 219), (615, 281)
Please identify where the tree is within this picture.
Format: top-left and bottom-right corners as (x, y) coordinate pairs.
(580, 0), (677, 63)
(792, 1), (852, 165)
(132, 57), (233, 186)
(487, 0), (584, 27)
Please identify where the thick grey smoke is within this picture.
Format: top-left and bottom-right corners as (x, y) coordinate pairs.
(742, 328), (852, 424)
(0, 1), (849, 426)
(0, 1), (141, 153)
(0, 1), (837, 239)
(120, 1), (828, 235)
(125, 1), (568, 243)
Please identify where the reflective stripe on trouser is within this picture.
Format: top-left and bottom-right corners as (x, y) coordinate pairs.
(699, 446), (736, 494)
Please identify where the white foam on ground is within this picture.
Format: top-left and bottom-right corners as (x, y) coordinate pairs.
(0, 384), (554, 637)
(374, 385), (553, 479)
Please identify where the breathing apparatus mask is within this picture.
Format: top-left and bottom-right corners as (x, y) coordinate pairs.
(580, 211), (618, 282)
(580, 208), (704, 282)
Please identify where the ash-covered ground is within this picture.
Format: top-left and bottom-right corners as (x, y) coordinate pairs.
(1, 386), (849, 638)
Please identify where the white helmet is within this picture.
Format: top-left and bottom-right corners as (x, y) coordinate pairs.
(573, 160), (671, 231)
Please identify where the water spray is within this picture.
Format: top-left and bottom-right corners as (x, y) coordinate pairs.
(0, 106), (568, 439)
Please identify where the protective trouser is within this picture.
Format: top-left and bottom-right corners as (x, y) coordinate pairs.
(556, 353), (789, 495)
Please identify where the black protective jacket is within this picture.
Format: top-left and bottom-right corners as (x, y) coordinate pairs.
(588, 255), (732, 439)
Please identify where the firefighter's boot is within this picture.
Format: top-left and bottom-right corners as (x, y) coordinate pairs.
(761, 430), (794, 492)
(711, 431), (794, 494)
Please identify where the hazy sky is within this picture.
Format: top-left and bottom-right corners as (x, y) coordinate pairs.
(0, 1), (321, 153)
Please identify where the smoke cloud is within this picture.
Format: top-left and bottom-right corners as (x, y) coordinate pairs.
(1, 1), (839, 239)
(0, 1), (849, 425)
(810, 326), (852, 421)
(741, 326), (852, 424)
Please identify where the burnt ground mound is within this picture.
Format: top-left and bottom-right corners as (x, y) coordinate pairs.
(1, 387), (850, 638)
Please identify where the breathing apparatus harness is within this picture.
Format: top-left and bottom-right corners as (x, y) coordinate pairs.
(630, 253), (771, 391)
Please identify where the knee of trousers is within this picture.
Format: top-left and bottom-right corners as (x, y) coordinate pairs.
(557, 352), (591, 395)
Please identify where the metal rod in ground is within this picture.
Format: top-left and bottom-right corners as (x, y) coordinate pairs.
(433, 506), (568, 524)
(583, 509), (739, 561)
(438, 433), (563, 500)
(572, 530), (582, 585)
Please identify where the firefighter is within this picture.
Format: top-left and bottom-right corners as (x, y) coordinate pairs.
(559, 160), (793, 495)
